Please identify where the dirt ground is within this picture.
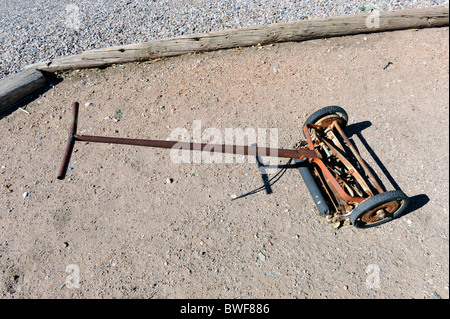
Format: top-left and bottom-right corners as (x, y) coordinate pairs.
(0, 27), (448, 299)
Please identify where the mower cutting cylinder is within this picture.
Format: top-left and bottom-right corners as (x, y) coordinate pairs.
(300, 105), (410, 228)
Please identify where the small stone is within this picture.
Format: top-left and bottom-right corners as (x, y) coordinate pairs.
(166, 178), (173, 184)
(85, 102), (93, 107)
(259, 252), (266, 261)
(23, 192), (29, 198)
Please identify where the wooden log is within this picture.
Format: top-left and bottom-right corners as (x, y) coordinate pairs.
(0, 69), (47, 113)
(26, 6), (448, 73)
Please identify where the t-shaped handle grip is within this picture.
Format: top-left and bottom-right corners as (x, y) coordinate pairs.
(57, 102), (79, 180)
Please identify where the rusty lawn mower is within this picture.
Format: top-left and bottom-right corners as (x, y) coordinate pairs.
(58, 102), (410, 229)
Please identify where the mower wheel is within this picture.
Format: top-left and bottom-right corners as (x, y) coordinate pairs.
(303, 105), (348, 137)
(350, 190), (410, 228)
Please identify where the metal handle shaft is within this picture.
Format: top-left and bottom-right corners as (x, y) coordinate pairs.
(73, 134), (318, 160)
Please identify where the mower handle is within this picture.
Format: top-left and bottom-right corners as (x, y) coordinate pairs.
(57, 101), (320, 180)
(57, 102), (79, 180)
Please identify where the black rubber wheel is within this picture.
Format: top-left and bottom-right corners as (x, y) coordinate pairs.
(303, 105), (348, 137)
(350, 190), (410, 228)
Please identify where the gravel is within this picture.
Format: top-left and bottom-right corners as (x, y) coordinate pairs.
(0, 0), (448, 79)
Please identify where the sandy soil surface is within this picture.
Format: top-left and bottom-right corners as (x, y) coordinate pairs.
(1, 27), (448, 299)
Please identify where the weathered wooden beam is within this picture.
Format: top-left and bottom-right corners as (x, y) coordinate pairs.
(0, 69), (47, 114)
(25, 6), (448, 73)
